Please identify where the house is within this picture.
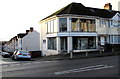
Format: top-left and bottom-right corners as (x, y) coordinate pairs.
(3, 27), (40, 52)
(22, 28), (40, 51)
(0, 41), (7, 52)
(40, 2), (120, 56)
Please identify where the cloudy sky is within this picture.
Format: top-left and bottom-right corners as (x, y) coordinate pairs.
(0, 0), (119, 41)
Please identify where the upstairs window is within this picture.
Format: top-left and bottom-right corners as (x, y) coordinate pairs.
(47, 19), (57, 33)
(72, 18), (96, 32)
(59, 18), (67, 32)
(100, 20), (106, 27)
(47, 21), (51, 33)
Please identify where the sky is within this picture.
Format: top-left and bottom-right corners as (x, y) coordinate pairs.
(0, 0), (119, 41)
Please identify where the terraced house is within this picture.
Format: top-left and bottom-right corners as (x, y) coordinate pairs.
(4, 27), (40, 52)
(40, 3), (120, 56)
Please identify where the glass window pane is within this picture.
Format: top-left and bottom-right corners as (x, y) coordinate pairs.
(72, 18), (96, 32)
(48, 37), (56, 50)
(59, 18), (67, 32)
(72, 18), (77, 31)
(73, 37), (96, 50)
(47, 21), (51, 33)
(51, 20), (54, 33)
(61, 37), (67, 50)
(53, 19), (57, 32)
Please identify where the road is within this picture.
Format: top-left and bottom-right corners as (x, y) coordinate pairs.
(1, 55), (119, 78)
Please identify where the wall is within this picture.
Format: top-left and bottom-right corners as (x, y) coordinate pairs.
(22, 31), (40, 51)
(40, 17), (59, 56)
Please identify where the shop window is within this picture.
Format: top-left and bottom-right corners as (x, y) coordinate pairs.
(48, 37), (56, 50)
(73, 37), (96, 50)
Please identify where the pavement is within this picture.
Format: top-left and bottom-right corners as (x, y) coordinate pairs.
(0, 51), (119, 66)
(33, 51), (120, 61)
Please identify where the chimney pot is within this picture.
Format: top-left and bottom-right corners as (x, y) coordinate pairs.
(104, 3), (112, 10)
(30, 27), (33, 32)
(26, 30), (29, 34)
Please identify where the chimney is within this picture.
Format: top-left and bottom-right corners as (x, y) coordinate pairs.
(26, 30), (29, 34)
(30, 27), (33, 32)
(104, 3), (112, 10)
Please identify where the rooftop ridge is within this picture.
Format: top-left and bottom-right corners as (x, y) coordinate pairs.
(40, 2), (119, 21)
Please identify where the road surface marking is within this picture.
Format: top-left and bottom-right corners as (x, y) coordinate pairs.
(2, 60), (57, 67)
(2, 65), (8, 67)
(10, 64), (16, 66)
(26, 63), (31, 65)
(54, 64), (115, 75)
(15, 64), (21, 66)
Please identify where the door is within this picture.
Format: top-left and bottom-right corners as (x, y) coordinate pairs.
(61, 37), (67, 51)
(100, 37), (105, 45)
(43, 39), (46, 51)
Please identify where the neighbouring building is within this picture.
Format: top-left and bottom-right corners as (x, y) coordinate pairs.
(0, 41), (7, 52)
(22, 28), (40, 51)
(40, 2), (120, 56)
(4, 27), (40, 52)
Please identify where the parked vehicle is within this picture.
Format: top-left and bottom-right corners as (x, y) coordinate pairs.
(1, 52), (10, 58)
(11, 50), (31, 60)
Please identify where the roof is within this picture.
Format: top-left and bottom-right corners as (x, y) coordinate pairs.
(87, 7), (119, 18)
(41, 2), (120, 21)
(17, 33), (27, 38)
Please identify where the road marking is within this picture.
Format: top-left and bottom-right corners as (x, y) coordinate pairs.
(33, 62), (38, 63)
(44, 61), (51, 63)
(10, 64), (16, 66)
(2, 65), (8, 67)
(15, 64), (21, 66)
(26, 63), (31, 65)
(54, 65), (115, 75)
(2, 60), (57, 67)
(36, 62), (41, 63)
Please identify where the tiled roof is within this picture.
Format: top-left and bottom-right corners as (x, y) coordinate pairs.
(17, 33), (27, 38)
(41, 2), (119, 21)
(87, 7), (119, 18)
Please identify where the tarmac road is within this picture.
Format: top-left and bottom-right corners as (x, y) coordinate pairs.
(1, 55), (119, 78)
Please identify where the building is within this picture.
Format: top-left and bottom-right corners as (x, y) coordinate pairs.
(22, 28), (40, 51)
(4, 27), (40, 52)
(40, 2), (120, 56)
(0, 41), (7, 52)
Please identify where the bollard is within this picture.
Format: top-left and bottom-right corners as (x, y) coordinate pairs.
(86, 51), (88, 57)
(112, 48), (114, 52)
(100, 49), (102, 55)
(112, 48), (114, 55)
(70, 50), (73, 59)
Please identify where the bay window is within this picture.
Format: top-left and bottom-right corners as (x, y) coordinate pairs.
(59, 18), (67, 32)
(71, 18), (96, 32)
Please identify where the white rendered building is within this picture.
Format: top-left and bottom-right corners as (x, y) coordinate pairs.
(40, 3), (120, 56)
